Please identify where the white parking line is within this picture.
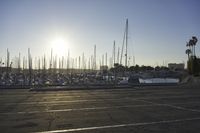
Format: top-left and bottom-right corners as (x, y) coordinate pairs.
(0, 87), (197, 97)
(2, 95), (200, 105)
(0, 104), (158, 115)
(0, 88), (137, 97)
(36, 117), (200, 133)
(4, 99), (96, 105)
(1, 97), (136, 105)
(138, 99), (200, 113)
(2, 100), (200, 115)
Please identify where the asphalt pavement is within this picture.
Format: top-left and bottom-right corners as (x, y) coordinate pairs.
(1, 85), (200, 133)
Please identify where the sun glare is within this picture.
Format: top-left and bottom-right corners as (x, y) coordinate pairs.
(51, 37), (68, 57)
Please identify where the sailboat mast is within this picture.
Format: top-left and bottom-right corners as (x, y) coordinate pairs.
(6, 49), (10, 78)
(94, 45), (96, 70)
(50, 48), (53, 71)
(105, 52), (107, 66)
(113, 40), (116, 66)
(120, 19), (128, 66)
(125, 19), (128, 67)
(117, 47), (120, 64)
(28, 48), (32, 85)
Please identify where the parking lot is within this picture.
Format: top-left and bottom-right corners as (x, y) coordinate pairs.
(1, 84), (200, 133)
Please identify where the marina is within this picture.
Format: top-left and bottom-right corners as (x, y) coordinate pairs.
(1, 0), (199, 132)
(0, 19), (185, 89)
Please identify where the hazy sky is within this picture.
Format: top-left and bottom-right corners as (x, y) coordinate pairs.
(0, 0), (200, 67)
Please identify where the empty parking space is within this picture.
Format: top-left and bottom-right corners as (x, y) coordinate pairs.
(1, 85), (200, 133)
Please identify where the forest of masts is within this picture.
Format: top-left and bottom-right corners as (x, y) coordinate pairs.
(1, 43), (135, 74)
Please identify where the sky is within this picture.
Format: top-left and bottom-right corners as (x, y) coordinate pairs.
(0, 0), (200, 68)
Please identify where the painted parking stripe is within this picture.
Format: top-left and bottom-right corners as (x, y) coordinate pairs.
(36, 117), (200, 133)
(1, 97), (136, 105)
(2, 95), (200, 105)
(0, 104), (158, 115)
(2, 100), (200, 115)
(137, 99), (200, 113)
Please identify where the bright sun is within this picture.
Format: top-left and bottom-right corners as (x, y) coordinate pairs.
(51, 37), (68, 57)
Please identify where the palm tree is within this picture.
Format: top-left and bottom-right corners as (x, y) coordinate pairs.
(185, 49), (191, 60)
(188, 39), (194, 56)
(186, 41), (192, 55)
(187, 36), (198, 57)
(192, 36), (198, 56)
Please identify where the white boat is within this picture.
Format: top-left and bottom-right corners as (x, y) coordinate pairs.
(139, 78), (179, 84)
